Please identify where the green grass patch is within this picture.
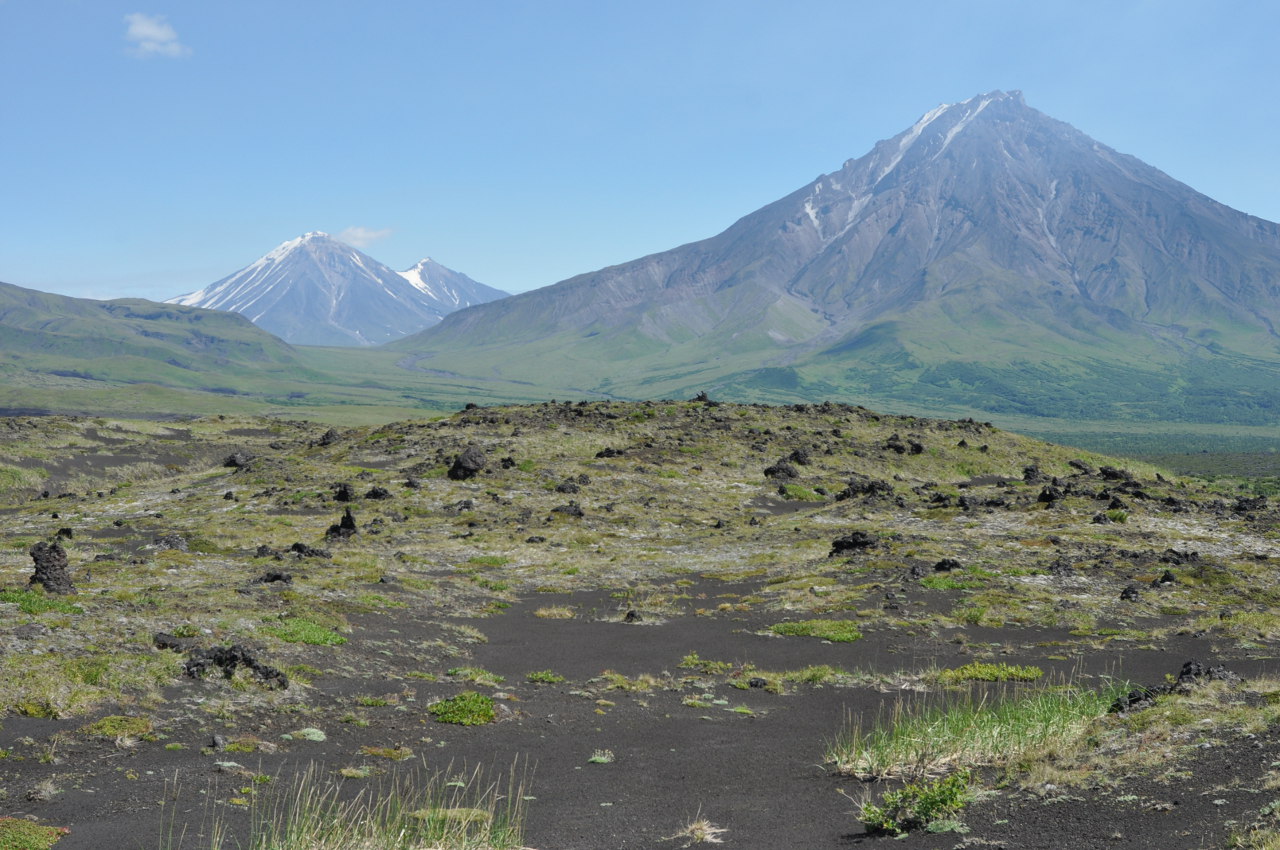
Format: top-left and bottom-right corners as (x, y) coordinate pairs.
(429, 691), (496, 726)
(935, 663), (1044, 684)
(779, 483), (825, 501)
(0, 589), (82, 616)
(770, 619), (863, 643)
(261, 617), (347, 646)
(80, 714), (152, 737)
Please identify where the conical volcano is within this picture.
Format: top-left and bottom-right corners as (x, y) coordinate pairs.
(394, 91), (1280, 423)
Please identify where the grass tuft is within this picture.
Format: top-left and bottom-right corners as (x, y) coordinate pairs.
(828, 682), (1124, 780)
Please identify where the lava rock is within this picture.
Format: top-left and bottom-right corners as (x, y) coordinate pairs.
(325, 508), (358, 540)
(830, 531), (877, 557)
(154, 533), (189, 552)
(551, 501), (585, 518)
(448, 446), (487, 480)
(29, 541), (75, 594)
(181, 643), (288, 689)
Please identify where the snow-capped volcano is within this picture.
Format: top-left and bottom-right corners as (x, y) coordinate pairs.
(168, 232), (506, 347)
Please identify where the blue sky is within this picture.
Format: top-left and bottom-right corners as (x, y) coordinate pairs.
(2, 0), (1278, 301)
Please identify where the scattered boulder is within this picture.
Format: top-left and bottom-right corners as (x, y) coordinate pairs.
(1037, 486), (1063, 504)
(555, 480), (580, 494)
(934, 558), (962, 572)
(551, 501), (585, 518)
(55, 527), (74, 539)
(255, 544), (281, 558)
(257, 571), (292, 584)
(1067, 459), (1095, 475)
(763, 460), (799, 479)
(830, 531), (877, 557)
(29, 541), (75, 594)
(448, 446), (487, 480)
(364, 486), (393, 500)
(1151, 569), (1177, 588)
(154, 533), (189, 552)
(786, 448), (811, 466)
(595, 447), (625, 458)
(1234, 495), (1267, 514)
(835, 475), (894, 501)
(315, 428), (341, 447)
(333, 482), (356, 502)
(1099, 465), (1131, 481)
(290, 542), (331, 558)
(223, 452), (254, 468)
(1119, 584), (1142, 602)
(325, 508), (358, 541)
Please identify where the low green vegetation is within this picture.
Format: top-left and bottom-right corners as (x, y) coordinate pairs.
(829, 683), (1124, 780)
(0, 818), (69, 850)
(0, 589), (82, 616)
(526, 670), (565, 684)
(935, 662), (1045, 684)
(429, 692), (497, 726)
(770, 620), (863, 643)
(260, 618), (348, 646)
(80, 714), (152, 737)
(858, 769), (973, 836)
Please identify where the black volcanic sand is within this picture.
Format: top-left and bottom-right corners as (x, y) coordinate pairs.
(6, 583), (1277, 850)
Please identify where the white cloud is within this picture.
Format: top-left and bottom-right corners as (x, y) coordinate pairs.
(124, 13), (191, 58)
(336, 226), (393, 249)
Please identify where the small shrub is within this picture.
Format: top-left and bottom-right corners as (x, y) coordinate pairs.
(859, 770), (973, 835)
(587, 749), (614, 764)
(1104, 509), (1129, 523)
(429, 691), (496, 726)
(770, 620), (862, 643)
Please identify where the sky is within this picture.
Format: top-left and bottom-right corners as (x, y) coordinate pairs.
(2, 1), (1278, 302)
